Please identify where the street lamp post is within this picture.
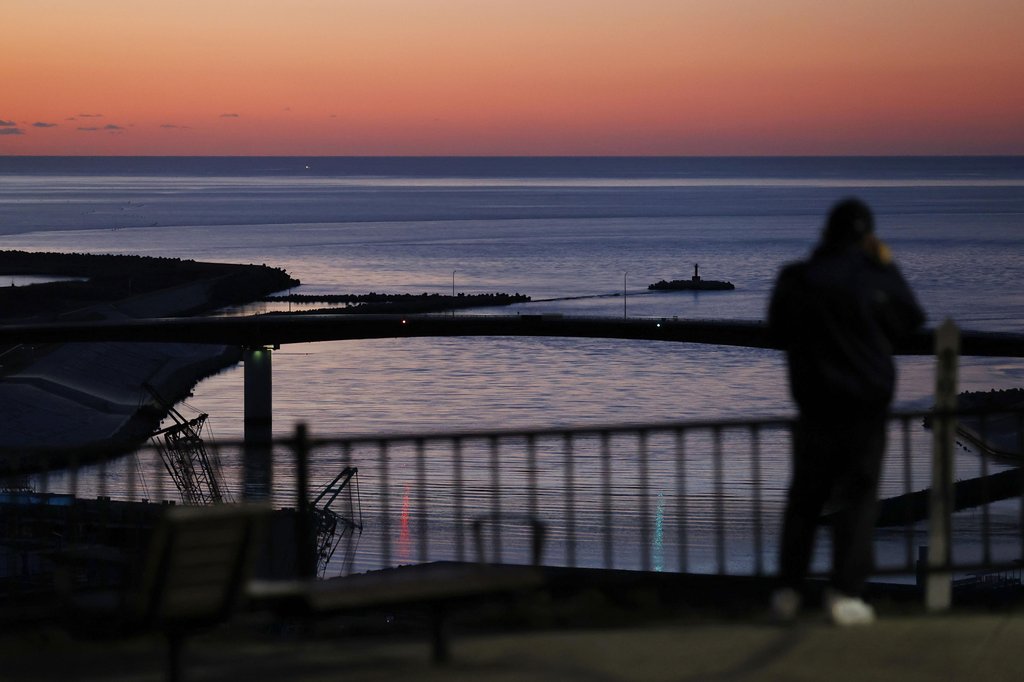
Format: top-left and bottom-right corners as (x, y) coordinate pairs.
(452, 270), (456, 316)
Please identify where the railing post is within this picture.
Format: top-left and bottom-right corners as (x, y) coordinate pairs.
(927, 319), (959, 612)
(295, 422), (316, 579)
(243, 346), (273, 500)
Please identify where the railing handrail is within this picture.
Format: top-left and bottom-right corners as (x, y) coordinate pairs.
(3, 404), (1019, 474)
(277, 405), (1020, 448)
(4, 402), (1022, 608)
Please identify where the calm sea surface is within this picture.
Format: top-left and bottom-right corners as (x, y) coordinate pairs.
(3, 156), (1022, 575)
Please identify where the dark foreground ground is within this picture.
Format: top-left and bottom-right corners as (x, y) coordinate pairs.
(3, 607), (1022, 682)
(3, 567), (1022, 681)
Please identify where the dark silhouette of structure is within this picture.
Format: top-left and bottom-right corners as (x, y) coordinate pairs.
(648, 263), (735, 291)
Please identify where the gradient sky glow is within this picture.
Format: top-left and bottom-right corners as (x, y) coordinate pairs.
(2, 0), (1023, 155)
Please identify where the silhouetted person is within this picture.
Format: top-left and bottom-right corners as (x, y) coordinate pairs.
(768, 198), (925, 625)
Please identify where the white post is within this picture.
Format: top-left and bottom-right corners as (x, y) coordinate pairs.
(927, 319), (959, 611)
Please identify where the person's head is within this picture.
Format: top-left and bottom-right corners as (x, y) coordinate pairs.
(822, 198), (874, 248)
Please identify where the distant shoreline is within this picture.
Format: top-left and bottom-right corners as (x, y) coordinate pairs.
(0, 250), (298, 322)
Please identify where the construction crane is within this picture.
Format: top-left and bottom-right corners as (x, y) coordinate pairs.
(145, 387), (363, 576)
(311, 467), (362, 577)
(147, 385), (230, 506)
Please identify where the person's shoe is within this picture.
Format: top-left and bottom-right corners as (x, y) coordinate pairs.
(825, 590), (876, 626)
(771, 587), (801, 622)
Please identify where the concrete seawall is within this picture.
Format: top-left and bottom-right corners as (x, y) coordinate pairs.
(1, 279), (243, 470)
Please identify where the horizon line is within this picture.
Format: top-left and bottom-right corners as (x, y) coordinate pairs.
(3, 153), (1023, 159)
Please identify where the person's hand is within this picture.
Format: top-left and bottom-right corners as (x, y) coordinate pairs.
(863, 233), (892, 265)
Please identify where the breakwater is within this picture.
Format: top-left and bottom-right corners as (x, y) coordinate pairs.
(264, 292), (531, 314)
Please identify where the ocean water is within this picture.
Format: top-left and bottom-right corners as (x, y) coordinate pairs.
(2, 156), (1023, 575)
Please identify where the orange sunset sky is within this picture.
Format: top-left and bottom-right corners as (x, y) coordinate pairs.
(2, 0), (1023, 156)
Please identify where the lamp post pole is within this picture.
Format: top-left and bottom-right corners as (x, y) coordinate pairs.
(623, 271), (627, 319)
(452, 270), (456, 316)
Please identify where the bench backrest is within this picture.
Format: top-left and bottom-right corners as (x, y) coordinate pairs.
(133, 503), (266, 629)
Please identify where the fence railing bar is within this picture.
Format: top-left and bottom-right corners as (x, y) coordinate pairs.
(713, 426), (726, 574)
(152, 440), (166, 504)
(527, 434), (539, 529)
(453, 437), (465, 564)
(341, 441), (357, 576)
(66, 452), (81, 585)
(675, 429), (687, 574)
(564, 432), (577, 568)
(871, 558), (1024, 577)
(378, 440), (392, 569)
(294, 423), (315, 579)
(901, 416), (914, 569)
(301, 414), (804, 449)
(69, 452), (80, 502)
(638, 430), (651, 573)
(979, 414), (992, 567)
(489, 435), (502, 564)
(601, 430), (614, 570)
(415, 438), (428, 564)
(247, 407), (1005, 453)
(97, 457), (108, 501)
(750, 424), (764, 576)
(39, 454), (50, 497)
(5, 404), (1023, 599)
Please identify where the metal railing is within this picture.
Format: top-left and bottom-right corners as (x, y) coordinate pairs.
(281, 408), (1023, 580)
(3, 405), (1022, 622)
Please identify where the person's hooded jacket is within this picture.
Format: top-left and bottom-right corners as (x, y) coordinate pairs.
(768, 239), (925, 419)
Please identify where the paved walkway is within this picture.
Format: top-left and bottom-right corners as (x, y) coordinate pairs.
(3, 610), (1022, 681)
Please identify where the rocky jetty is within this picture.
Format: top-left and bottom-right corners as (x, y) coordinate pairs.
(265, 291), (531, 314)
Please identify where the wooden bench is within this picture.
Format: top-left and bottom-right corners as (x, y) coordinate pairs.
(247, 514), (547, 663)
(63, 503), (268, 682)
(249, 561), (544, 663)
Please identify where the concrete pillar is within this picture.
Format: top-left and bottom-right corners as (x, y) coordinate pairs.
(243, 346), (273, 500)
